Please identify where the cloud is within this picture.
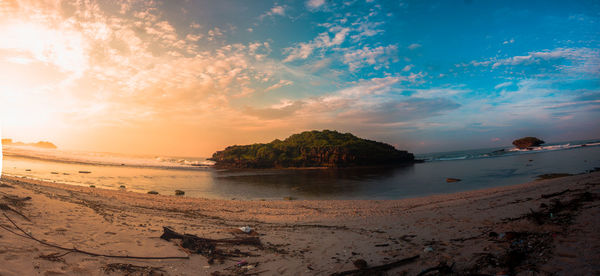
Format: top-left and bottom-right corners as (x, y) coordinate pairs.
(502, 38), (514, 45)
(283, 27), (350, 62)
(405, 87), (469, 98)
(350, 20), (384, 42)
(494, 81), (512, 90)
(543, 100), (600, 109)
(207, 27), (224, 41)
(461, 48), (600, 79)
(342, 45), (398, 71)
(260, 5), (286, 20)
(337, 97), (461, 124)
(0, 0), (283, 130)
(408, 43), (421, 50)
(306, 0), (325, 9)
(186, 33), (203, 42)
(265, 79), (293, 92)
(490, 48), (599, 71)
(244, 100), (304, 119)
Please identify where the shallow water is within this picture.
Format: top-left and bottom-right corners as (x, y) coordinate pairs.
(2, 142), (600, 200)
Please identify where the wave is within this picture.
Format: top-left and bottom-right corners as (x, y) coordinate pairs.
(419, 139), (600, 162)
(2, 145), (214, 169)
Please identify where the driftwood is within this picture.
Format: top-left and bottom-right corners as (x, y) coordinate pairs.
(0, 203), (30, 221)
(541, 189), (571, 199)
(160, 227), (261, 262)
(0, 194), (32, 221)
(330, 255), (420, 276)
(0, 212), (188, 260)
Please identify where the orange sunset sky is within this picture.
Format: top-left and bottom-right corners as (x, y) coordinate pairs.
(1, 0), (599, 157)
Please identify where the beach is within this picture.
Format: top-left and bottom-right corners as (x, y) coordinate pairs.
(0, 172), (598, 275)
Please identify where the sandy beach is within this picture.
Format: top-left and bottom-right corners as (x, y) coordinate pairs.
(0, 172), (599, 275)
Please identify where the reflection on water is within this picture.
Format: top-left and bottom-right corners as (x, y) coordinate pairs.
(213, 165), (414, 199)
(2, 146), (600, 200)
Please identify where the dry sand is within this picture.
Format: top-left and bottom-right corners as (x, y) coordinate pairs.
(0, 172), (599, 275)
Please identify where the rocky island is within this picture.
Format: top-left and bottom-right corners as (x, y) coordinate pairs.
(209, 130), (416, 168)
(512, 137), (545, 149)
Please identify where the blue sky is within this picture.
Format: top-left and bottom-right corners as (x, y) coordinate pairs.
(1, 0), (599, 155)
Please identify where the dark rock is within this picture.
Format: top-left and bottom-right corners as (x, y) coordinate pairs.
(353, 259), (368, 269)
(175, 190), (185, 196)
(446, 178), (461, 183)
(512, 137), (545, 149)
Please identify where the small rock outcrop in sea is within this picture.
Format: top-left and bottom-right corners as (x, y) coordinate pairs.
(512, 137), (545, 149)
(446, 178), (461, 183)
(209, 130), (417, 169)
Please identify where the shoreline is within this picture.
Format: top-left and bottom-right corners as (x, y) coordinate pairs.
(0, 173), (599, 275)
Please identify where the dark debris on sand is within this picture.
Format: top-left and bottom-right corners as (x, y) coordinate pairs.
(103, 263), (166, 276)
(160, 227), (262, 264)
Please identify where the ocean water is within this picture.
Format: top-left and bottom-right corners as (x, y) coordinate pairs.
(1, 139), (600, 200)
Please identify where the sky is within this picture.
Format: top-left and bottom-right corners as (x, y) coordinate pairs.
(0, 0), (599, 156)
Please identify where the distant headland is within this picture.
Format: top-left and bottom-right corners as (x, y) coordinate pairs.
(209, 130), (417, 169)
(1, 138), (57, 149)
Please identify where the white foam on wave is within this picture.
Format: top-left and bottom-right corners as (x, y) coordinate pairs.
(423, 140), (600, 162)
(507, 142), (585, 153)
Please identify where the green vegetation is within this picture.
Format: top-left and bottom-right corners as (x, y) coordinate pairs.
(210, 130), (416, 168)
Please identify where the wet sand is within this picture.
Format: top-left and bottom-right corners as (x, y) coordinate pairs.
(0, 172), (599, 275)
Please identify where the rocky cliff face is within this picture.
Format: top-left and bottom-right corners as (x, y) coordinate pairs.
(512, 137), (545, 149)
(210, 130), (416, 169)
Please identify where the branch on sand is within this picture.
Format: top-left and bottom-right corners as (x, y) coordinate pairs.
(103, 263), (166, 275)
(0, 212), (189, 260)
(160, 226), (262, 264)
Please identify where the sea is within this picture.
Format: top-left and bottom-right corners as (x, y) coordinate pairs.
(2, 139), (600, 200)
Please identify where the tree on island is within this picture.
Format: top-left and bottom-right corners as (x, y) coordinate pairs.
(512, 137), (545, 149)
(209, 130), (416, 168)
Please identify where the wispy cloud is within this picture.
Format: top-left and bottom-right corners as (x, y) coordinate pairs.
(265, 79), (294, 91)
(494, 81), (512, 90)
(342, 45), (397, 71)
(283, 27), (350, 62)
(306, 0), (325, 9)
(408, 43), (421, 50)
(260, 4), (286, 20)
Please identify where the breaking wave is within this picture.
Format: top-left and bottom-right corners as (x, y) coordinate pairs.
(418, 140), (600, 162)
